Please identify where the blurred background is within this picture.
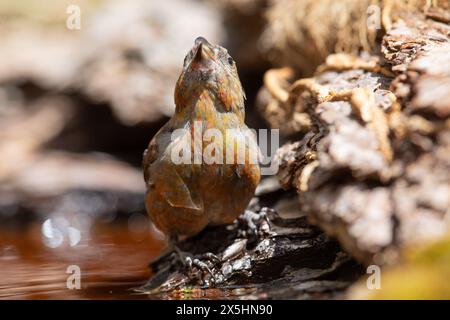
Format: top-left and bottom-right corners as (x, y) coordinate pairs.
(0, 0), (449, 299)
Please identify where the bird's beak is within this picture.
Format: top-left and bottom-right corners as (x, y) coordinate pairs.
(192, 36), (214, 65)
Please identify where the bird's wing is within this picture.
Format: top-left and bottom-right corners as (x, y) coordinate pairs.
(142, 139), (157, 184)
(146, 124), (203, 212)
(142, 124), (174, 184)
(156, 161), (203, 212)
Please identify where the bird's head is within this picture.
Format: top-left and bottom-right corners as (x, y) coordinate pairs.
(174, 37), (245, 118)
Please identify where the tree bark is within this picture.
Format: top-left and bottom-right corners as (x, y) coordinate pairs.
(257, 8), (450, 265)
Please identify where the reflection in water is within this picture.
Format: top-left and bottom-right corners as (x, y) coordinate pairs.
(42, 218), (82, 248)
(0, 211), (257, 300)
(0, 216), (166, 299)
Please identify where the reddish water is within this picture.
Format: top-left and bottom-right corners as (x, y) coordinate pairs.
(0, 221), (166, 299)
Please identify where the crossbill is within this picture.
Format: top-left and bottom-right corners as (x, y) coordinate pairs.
(143, 37), (260, 243)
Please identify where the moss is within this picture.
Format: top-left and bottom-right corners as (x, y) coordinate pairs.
(349, 236), (450, 299)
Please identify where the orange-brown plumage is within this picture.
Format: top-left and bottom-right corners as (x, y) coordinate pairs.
(143, 37), (260, 240)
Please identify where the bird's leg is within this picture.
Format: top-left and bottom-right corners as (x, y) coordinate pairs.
(148, 245), (176, 269)
(172, 243), (192, 268)
(196, 252), (221, 264)
(141, 237), (223, 291)
(259, 207), (275, 225)
(237, 207), (273, 240)
(169, 236), (221, 284)
(150, 232), (221, 269)
(240, 210), (260, 237)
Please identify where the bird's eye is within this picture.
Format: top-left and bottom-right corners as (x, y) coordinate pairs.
(227, 56), (234, 65)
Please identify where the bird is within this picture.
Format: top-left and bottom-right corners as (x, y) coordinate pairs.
(142, 37), (261, 259)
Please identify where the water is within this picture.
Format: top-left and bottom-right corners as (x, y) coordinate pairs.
(0, 221), (166, 299)
(0, 213), (361, 299)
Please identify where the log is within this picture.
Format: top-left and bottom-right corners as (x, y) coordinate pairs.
(257, 7), (450, 265)
(139, 182), (363, 299)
